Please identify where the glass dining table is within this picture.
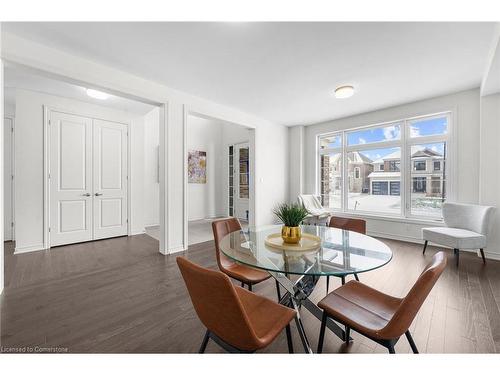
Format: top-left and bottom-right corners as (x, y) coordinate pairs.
(219, 224), (393, 353)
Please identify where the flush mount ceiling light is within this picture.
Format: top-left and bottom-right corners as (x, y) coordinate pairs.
(334, 85), (355, 99)
(86, 88), (109, 100)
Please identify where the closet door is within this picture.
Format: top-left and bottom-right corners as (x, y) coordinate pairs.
(93, 119), (128, 239)
(49, 111), (93, 246)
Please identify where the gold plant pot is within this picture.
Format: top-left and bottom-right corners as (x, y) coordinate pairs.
(281, 226), (301, 244)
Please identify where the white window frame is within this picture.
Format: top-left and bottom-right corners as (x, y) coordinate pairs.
(316, 111), (452, 222)
(404, 112), (451, 219)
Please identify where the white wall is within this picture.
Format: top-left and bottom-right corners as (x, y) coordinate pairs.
(2, 32), (289, 255)
(130, 114), (145, 235)
(478, 26), (500, 260)
(288, 125), (304, 202)
(13, 88), (146, 252)
(187, 115), (223, 221)
(187, 116), (251, 221)
(293, 89), (481, 244)
(479, 93), (500, 260)
(143, 107), (160, 227)
(255, 123), (289, 225)
(4, 102), (14, 117)
(1, 55), (4, 294)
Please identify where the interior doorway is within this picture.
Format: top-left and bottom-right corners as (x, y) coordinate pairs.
(185, 112), (253, 245)
(229, 142), (250, 221)
(3, 65), (163, 251)
(47, 110), (129, 246)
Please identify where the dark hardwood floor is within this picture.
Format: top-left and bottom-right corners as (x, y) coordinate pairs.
(1, 234), (499, 353)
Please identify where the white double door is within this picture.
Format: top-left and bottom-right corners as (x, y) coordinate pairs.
(49, 111), (128, 247)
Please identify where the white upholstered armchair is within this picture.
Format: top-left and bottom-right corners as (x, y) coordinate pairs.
(297, 194), (330, 226)
(422, 202), (495, 266)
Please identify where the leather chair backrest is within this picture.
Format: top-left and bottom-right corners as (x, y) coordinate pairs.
(381, 252), (447, 338)
(176, 256), (259, 349)
(212, 217), (242, 269)
(329, 216), (366, 234)
(443, 202), (495, 235)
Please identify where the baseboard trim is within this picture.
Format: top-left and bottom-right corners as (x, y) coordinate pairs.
(484, 251), (500, 261)
(130, 230), (146, 236)
(367, 230), (422, 244)
(14, 243), (46, 254)
(167, 245), (187, 254)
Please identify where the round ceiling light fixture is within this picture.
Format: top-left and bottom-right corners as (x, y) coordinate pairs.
(86, 88), (109, 100)
(334, 85), (355, 99)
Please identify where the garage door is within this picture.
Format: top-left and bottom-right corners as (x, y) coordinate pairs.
(372, 181), (388, 195)
(390, 181), (400, 196)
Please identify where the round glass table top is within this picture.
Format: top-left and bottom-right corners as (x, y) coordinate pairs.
(219, 225), (392, 277)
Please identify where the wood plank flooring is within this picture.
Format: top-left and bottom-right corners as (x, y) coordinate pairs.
(1, 235), (499, 353)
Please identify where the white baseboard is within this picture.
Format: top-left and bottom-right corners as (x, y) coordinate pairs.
(484, 251), (500, 261)
(367, 230), (422, 244)
(14, 243), (46, 254)
(167, 245), (187, 254)
(130, 230), (146, 236)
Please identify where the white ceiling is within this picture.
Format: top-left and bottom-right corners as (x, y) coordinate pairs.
(3, 66), (155, 116)
(3, 22), (497, 126)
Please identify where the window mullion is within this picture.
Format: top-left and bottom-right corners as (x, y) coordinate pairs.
(402, 119), (409, 218)
(342, 130), (347, 213)
(346, 140), (401, 152)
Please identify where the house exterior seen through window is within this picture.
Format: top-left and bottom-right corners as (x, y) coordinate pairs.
(318, 112), (450, 219)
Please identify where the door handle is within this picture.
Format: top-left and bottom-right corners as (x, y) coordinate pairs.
(95, 193), (103, 196)
(82, 193), (91, 197)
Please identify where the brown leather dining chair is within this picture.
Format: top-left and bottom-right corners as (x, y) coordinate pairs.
(177, 256), (296, 353)
(326, 216), (367, 293)
(317, 251), (447, 354)
(212, 217), (281, 299)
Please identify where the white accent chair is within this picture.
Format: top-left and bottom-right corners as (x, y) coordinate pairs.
(297, 194), (330, 226)
(422, 202), (495, 266)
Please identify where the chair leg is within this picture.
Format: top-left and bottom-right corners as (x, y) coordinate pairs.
(480, 248), (486, 264)
(405, 330), (419, 354)
(341, 276), (346, 285)
(317, 311), (328, 354)
(285, 324), (294, 353)
(345, 326), (351, 343)
(387, 343), (396, 354)
(199, 330), (210, 353)
(422, 240), (428, 254)
(354, 273), (359, 281)
(326, 276), (330, 295)
(241, 281), (245, 288)
(275, 280), (282, 302)
(248, 283), (252, 292)
(454, 248), (459, 267)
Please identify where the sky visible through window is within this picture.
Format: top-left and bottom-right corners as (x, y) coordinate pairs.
(322, 117), (447, 161)
(409, 116), (447, 138)
(347, 123), (401, 146)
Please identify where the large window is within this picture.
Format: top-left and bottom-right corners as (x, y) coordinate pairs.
(318, 113), (450, 220)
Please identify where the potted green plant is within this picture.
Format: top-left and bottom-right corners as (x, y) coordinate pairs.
(273, 203), (309, 244)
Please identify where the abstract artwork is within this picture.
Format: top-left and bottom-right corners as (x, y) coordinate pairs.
(188, 150), (207, 183)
